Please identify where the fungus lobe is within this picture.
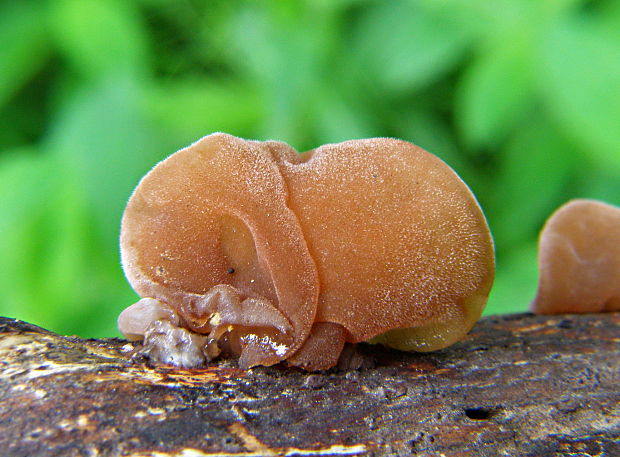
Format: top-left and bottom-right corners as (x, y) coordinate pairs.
(531, 199), (620, 314)
(118, 133), (495, 370)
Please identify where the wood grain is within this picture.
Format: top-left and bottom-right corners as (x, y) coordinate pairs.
(1, 313), (618, 457)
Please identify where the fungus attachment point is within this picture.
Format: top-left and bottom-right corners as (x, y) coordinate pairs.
(119, 133), (494, 370)
(117, 298), (179, 341)
(531, 199), (620, 314)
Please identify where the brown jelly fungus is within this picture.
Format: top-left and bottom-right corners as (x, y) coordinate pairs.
(531, 199), (620, 315)
(118, 133), (495, 370)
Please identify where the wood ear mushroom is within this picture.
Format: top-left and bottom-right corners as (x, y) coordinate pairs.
(531, 199), (620, 314)
(118, 133), (495, 371)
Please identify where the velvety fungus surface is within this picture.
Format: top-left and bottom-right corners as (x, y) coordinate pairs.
(531, 199), (620, 315)
(118, 133), (495, 370)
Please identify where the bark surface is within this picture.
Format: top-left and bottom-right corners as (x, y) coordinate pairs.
(0, 313), (618, 457)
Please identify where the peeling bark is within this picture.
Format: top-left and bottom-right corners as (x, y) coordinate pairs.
(1, 313), (619, 457)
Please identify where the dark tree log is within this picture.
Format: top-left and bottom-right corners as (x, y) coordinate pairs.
(1, 313), (618, 457)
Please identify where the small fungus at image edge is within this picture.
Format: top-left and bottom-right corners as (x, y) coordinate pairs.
(531, 199), (620, 315)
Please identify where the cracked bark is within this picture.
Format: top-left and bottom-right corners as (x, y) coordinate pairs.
(0, 313), (618, 457)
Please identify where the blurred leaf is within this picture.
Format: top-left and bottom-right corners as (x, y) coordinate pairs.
(309, 0), (371, 10)
(313, 91), (376, 146)
(47, 74), (158, 253)
(602, 0), (620, 28)
(38, 170), (134, 338)
(575, 165), (620, 206)
(0, 148), (61, 324)
(0, 147), (132, 337)
(488, 116), (576, 249)
(228, 5), (279, 80)
(485, 242), (538, 315)
(143, 78), (264, 143)
(49, 0), (149, 79)
(0, 2), (50, 109)
(31, 173), (89, 327)
(456, 35), (534, 149)
(228, 4), (331, 147)
(0, 147), (48, 226)
(539, 13), (620, 171)
(393, 109), (475, 184)
(353, 0), (473, 92)
(437, 0), (582, 34)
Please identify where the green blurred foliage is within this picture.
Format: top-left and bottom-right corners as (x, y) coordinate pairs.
(1, 0), (619, 337)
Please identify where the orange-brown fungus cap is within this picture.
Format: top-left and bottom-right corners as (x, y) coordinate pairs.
(269, 138), (494, 352)
(531, 199), (620, 314)
(120, 133), (495, 368)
